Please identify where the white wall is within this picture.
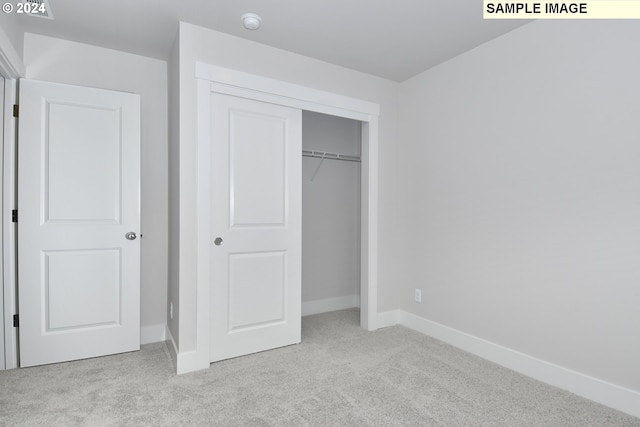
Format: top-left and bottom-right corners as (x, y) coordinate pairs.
(302, 111), (361, 311)
(170, 22), (400, 354)
(0, 13), (24, 66)
(23, 34), (169, 344)
(398, 21), (640, 394)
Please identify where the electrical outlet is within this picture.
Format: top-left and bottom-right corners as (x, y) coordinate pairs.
(169, 302), (173, 320)
(414, 288), (422, 303)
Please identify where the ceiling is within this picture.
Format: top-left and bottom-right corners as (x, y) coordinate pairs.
(16, 0), (529, 82)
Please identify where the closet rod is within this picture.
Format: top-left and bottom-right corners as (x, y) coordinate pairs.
(302, 149), (361, 163)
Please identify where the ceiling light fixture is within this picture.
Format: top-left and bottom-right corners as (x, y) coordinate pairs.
(241, 13), (262, 30)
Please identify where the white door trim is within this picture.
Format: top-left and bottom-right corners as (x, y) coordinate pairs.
(0, 75), (4, 370)
(0, 25), (25, 370)
(189, 62), (379, 374)
(1, 78), (18, 370)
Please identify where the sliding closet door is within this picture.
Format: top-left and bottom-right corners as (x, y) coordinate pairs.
(209, 92), (302, 362)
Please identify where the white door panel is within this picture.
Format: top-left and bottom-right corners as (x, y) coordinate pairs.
(46, 102), (121, 223)
(18, 79), (140, 367)
(210, 93), (301, 362)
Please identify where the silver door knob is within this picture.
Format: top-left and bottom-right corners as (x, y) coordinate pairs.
(214, 237), (223, 246)
(125, 232), (137, 240)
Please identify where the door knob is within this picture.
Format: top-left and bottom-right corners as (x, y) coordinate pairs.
(125, 232), (137, 240)
(214, 237), (223, 246)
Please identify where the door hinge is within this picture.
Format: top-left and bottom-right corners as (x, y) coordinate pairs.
(13, 104), (18, 118)
(13, 314), (19, 328)
(12, 209), (17, 223)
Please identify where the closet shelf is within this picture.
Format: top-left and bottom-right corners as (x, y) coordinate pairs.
(302, 149), (361, 163)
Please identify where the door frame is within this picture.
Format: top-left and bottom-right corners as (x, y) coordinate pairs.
(193, 62), (379, 373)
(0, 27), (25, 370)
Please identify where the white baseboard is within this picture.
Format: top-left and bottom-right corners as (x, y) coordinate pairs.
(140, 323), (167, 345)
(302, 295), (360, 317)
(376, 309), (401, 329)
(176, 349), (210, 375)
(164, 326), (210, 375)
(165, 325), (178, 371)
(392, 310), (640, 419)
(164, 326), (209, 375)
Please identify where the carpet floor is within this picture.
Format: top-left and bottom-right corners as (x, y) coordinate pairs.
(0, 308), (638, 426)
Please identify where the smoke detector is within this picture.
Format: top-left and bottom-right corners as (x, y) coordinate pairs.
(241, 13), (262, 30)
(21, 0), (54, 19)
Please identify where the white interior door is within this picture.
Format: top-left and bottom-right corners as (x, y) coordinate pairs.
(18, 79), (141, 367)
(209, 92), (302, 362)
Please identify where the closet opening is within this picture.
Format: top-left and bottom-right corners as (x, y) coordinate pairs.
(302, 111), (362, 325)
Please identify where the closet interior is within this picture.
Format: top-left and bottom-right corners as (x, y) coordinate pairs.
(301, 111), (362, 317)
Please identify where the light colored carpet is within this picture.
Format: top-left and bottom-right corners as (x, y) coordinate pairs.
(1, 309), (638, 426)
